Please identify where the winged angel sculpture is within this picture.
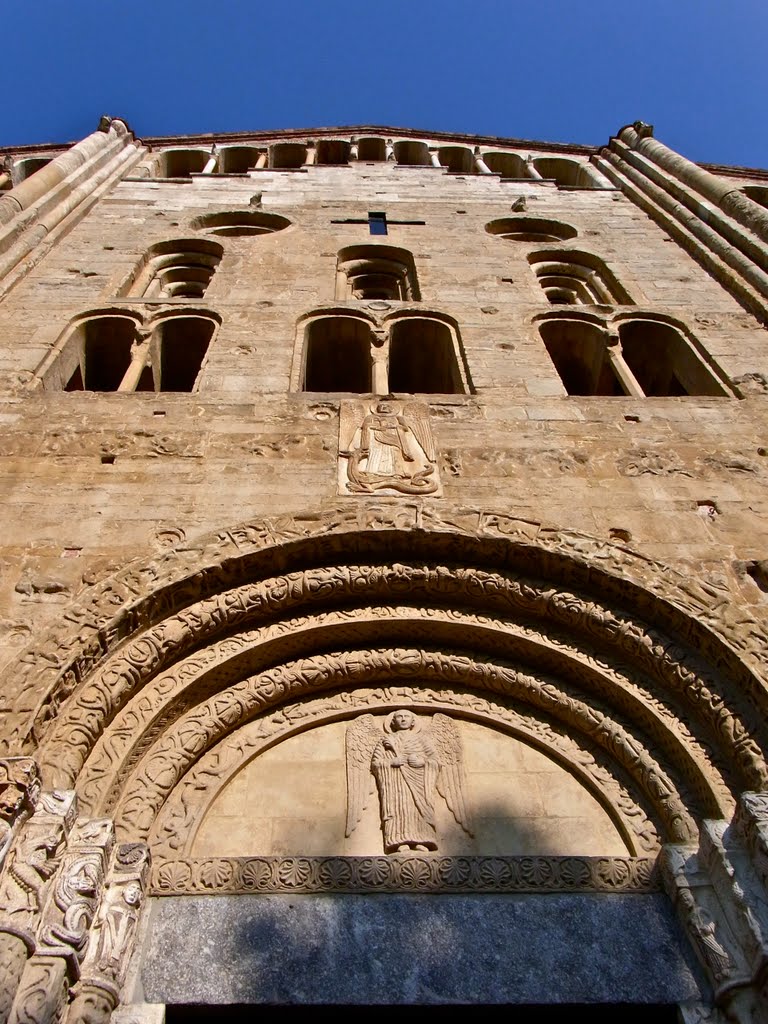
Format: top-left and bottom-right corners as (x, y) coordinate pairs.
(346, 710), (473, 853)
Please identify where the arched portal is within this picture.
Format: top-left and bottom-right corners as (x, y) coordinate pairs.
(1, 501), (767, 1016)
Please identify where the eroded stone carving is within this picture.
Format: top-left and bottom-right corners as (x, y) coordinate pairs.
(346, 710), (472, 853)
(0, 760), (41, 868)
(66, 843), (150, 1024)
(339, 401), (440, 495)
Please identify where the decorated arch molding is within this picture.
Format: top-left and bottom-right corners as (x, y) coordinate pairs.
(2, 500), (768, 863)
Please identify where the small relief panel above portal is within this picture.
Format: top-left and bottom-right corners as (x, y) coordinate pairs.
(338, 399), (441, 496)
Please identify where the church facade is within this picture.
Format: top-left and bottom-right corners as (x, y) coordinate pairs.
(0, 118), (767, 1020)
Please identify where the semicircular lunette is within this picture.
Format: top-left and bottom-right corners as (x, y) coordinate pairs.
(148, 688), (662, 862)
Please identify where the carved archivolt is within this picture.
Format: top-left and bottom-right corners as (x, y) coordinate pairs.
(0, 500), (765, 861)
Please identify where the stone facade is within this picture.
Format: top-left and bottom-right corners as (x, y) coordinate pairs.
(0, 119), (767, 1017)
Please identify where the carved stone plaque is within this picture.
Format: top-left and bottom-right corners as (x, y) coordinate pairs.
(338, 400), (441, 496)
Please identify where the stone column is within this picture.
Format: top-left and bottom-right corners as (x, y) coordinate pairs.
(7, 818), (114, 1024)
(255, 152), (267, 169)
(0, 118), (132, 228)
(430, 151), (442, 168)
(525, 157), (543, 180)
(618, 122), (768, 245)
(304, 143), (316, 166)
(474, 152), (493, 175)
(0, 792), (77, 1024)
(385, 141), (394, 162)
(201, 149), (218, 174)
(66, 843), (150, 1024)
(661, 793), (768, 1024)
(117, 338), (151, 393)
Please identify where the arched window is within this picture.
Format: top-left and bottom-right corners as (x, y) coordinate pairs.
(303, 316), (373, 393)
(388, 318), (462, 394)
(152, 149), (209, 178)
(152, 316), (216, 392)
(538, 315), (731, 397)
(217, 147), (263, 174)
(355, 137), (388, 161)
(437, 147), (474, 174)
(742, 185), (768, 211)
(481, 152), (530, 178)
(617, 319), (729, 397)
(298, 312), (468, 395)
(532, 157), (609, 189)
(12, 157), (53, 184)
(316, 139), (351, 165)
(269, 143), (308, 169)
(336, 246), (420, 301)
(528, 251), (632, 305)
(486, 217), (578, 243)
(41, 312), (217, 393)
(539, 319), (624, 396)
(394, 141), (431, 166)
(122, 239), (223, 300)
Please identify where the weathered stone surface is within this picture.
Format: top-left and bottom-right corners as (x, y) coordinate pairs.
(137, 893), (707, 1005)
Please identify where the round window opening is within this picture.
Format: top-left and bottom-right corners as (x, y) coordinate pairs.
(190, 211), (292, 237)
(485, 217), (578, 242)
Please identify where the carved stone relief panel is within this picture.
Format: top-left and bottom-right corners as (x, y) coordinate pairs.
(338, 401), (441, 495)
(181, 712), (632, 860)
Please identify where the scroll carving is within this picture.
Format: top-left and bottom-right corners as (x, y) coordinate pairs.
(8, 501), (766, 776)
(38, 562), (767, 807)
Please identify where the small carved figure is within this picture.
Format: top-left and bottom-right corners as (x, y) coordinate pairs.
(346, 710), (472, 853)
(340, 400), (438, 495)
(93, 882), (143, 976)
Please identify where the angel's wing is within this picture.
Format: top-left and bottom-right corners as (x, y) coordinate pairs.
(344, 714), (380, 837)
(431, 713), (473, 836)
(404, 407), (436, 462)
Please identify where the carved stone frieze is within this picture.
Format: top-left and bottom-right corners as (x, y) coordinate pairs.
(4, 502), (767, 772)
(35, 819), (114, 972)
(151, 854), (659, 896)
(0, 792), (77, 934)
(75, 602), (732, 830)
(66, 843), (150, 1024)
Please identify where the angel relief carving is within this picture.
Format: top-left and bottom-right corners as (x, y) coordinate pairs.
(346, 710), (472, 853)
(339, 400), (440, 496)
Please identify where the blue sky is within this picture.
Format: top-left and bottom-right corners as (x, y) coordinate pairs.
(3, 0), (767, 169)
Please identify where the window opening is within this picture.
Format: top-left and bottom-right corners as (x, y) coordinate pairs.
(156, 317), (215, 391)
(54, 314), (216, 394)
(388, 319), (461, 394)
(336, 245), (420, 301)
(303, 318), (372, 392)
(528, 251), (632, 305)
(538, 317), (731, 397)
(299, 314), (466, 396)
